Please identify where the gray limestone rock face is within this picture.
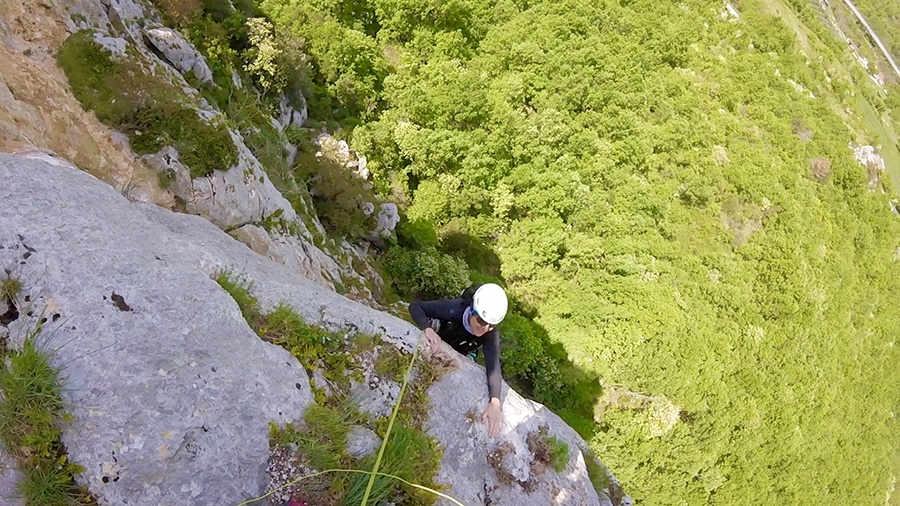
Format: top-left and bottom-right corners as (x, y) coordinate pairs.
(230, 224), (344, 289)
(141, 128), (298, 230)
(0, 151), (313, 506)
(144, 27), (214, 83)
(0, 150), (627, 506)
(0, 449), (25, 506)
(423, 349), (617, 506)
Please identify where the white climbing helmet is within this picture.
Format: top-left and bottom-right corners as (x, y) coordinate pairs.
(472, 283), (508, 325)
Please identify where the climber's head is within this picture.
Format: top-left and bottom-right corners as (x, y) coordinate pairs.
(470, 283), (507, 335)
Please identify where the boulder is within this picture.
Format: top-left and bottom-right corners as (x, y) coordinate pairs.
(366, 202), (400, 245)
(851, 143), (886, 191)
(346, 426), (381, 458)
(145, 27), (213, 84)
(91, 32), (127, 56)
(373, 202), (400, 239)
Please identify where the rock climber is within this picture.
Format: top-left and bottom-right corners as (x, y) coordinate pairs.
(409, 283), (508, 437)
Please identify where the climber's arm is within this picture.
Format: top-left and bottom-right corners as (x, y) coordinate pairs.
(408, 298), (463, 329)
(483, 329), (502, 401)
(409, 299), (463, 352)
(481, 329), (503, 437)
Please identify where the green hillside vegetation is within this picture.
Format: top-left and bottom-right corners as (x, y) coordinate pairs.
(134, 0), (899, 503)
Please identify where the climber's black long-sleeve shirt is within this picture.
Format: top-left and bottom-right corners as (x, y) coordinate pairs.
(409, 298), (502, 401)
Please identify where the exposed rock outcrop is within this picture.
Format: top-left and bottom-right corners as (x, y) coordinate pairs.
(1, 150), (314, 505)
(316, 131), (371, 182)
(0, 1), (167, 205)
(144, 27), (213, 83)
(278, 93), (308, 129)
(851, 143), (887, 192)
(0, 149), (626, 506)
(1, 0), (389, 303)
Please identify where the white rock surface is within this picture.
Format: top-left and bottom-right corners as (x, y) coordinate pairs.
(92, 32), (127, 56)
(372, 202), (400, 240)
(142, 128), (298, 230)
(144, 27), (213, 83)
(851, 143), (887, 191)
(101, 0), (147, 37)
(231, 224), (344, 289)
(0, 152), (313, 506)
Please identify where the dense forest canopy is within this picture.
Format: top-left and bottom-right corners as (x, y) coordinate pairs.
(163, 0), (900, 502)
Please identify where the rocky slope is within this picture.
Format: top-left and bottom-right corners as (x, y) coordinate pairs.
(0, 0), (393, 303)
(0, 149), (628, 505)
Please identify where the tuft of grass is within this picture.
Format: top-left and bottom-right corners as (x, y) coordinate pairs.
(270, 401), (389, 506)
(545, 435), (570, 473)
(214, 271), (262, 326)
(373, 345), (406, 383)
(395, 354), (454, 430)
(213, 271), (363, 398)
(271, 401), (444, 506)
(260, 304), (360, 396)
(362, 423), (444, 506)
(57, 30), (237, 178)
(526, 426), (570, 473)
(0, 331), (94, 505)
(0, 276), (22, 301)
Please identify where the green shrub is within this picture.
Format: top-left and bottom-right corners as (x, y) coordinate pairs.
(152, 0), (203, 27)
(292, 142), (379, 240)
(57, 30), (237, 178)
(582, 447), (613, 496)
(544, 434), (570, 473)
(261, 0), (389, 121)
(526, 426), (570, 474)
(497, 313), (544, 379)
(383, 245), (470, 299)
(395, 218), (440, 250)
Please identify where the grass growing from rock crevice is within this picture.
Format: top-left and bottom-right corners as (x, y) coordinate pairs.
(0, 328), (94, 506)
(526, 426), (570, 474)
(56, 30), (237, 178)
(270, 398), (445, 506)
(214, 271), (445, 505)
